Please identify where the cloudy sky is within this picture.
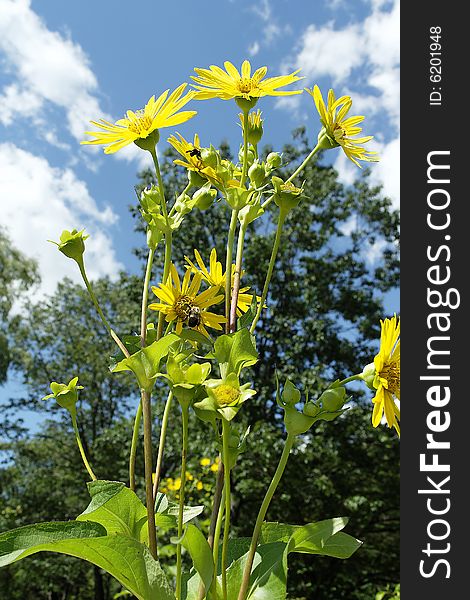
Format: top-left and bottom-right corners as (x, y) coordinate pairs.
(0, 0), (399, 410)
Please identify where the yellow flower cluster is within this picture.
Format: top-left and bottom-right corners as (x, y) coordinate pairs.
(160, 457), (220, 499)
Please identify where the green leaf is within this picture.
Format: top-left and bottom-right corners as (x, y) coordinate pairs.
(111, 333), (178, 392)
(237, 294), (258, 331)
(225, 519), (361, 599)
(213, 329), (258, 378)
(0, 521), (173, 600)
(154, 492), (204, 531)
(177, 524), (214, 596)
(77, 480), (148, 542)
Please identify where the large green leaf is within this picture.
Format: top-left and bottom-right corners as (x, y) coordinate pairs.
(225, 518), (361, 599)
(111, 333), (178, 392)
(0, 521), (174, 600)
(154, 492), (204, 530)
(213, 329), (258, 378)
(77, 480), (148, 542)
(177, 524), (214, 596)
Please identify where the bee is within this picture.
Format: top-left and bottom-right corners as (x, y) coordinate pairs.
(186, 147), (202, 160)
(187, 306), (202, 328)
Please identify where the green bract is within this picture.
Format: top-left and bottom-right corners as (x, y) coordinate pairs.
(195, 371), (256, 422)
(165, 354), (211, 407)
(43, 376), (83, 414)
(50, 229), (89, 264)
(271, 176), (304, 211)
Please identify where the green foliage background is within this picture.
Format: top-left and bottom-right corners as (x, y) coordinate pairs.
(0, 130), (399, 599)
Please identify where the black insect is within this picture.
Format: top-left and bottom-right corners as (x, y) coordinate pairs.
(187, 306), (202, 328)
(186, 147), (202, 159)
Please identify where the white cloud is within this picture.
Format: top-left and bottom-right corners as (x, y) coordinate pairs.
(248, 41), (260, 57)
(0, 143), (123, 300)
(0, 0), (146, 167)
(250, 0), (290, 47)
(370, 136), (400, 208)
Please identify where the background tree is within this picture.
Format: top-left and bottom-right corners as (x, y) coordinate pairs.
(0, 130), (399, 599)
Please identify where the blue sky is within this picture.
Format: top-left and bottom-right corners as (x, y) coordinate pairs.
(0, 0), (399, 415)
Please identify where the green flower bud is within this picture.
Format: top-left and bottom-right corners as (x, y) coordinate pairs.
(235, 97), (259, 112)
(193, 184), (217, 210)
(317, 127), (339, 150)
(303, 402), (321, 417)
(200, 146), (219, 169)
(319, 386), (347, 411)
(239, 110), (264, 145)
(43, 377), (83, 414)
(146, 226), (163, 250)
(266, 152), (282, 170)
(50, 229), (89, 264)
(248, 161), (266, 188)
(238, 145), (255, 167)
(361, 362), (376, 390)
(189, 169), (207, 188)
(271, 176), (304, 211)
(134, 128), (160, 152)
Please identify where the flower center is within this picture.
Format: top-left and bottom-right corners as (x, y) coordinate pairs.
(333, 123), (346, 141)
(237, 77), (256, 95)
(380, 362), (400, 396)
(127, 111), (153, 136)
(174, 295), (196, 321)
(281, 182), (302, 194)
(213, 384), (240, 407)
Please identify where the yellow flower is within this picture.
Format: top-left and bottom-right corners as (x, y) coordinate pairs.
(200, 457), (211, 467)
(149, 264), (225, 337)
(306, 85), (378, 167)
(167, 132), (221, 183)
(366, 315), (400, 436)
(81, 84), (196, 154)
(210, 462), (219, 473)
(196, 481), (204, 491)
(185, 248), (257, 316)
(191, 60), (303, 102)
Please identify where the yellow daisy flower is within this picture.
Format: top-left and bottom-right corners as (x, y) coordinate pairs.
(185, 248), (257, 316)
(191, 60), (303, 102)
(200, 457), (211, 467)
(149, 264), (225, 337)
(365, 315), (400, 436)
(196, 481), (204, 491)
(167, 132), (221, 184)
(306, 85), (378, 167)
(81, 84), (196, 154)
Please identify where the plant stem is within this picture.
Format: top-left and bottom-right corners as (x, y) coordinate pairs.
(240, 110), (250, 188)
(71, 413), (97, 481)
(152, 391), (174, 500)
(221, 419), (231, 600)
(176, 404), (189, 600)
(141, 390), (158, 560)
(128, 400), (142, 491)
(229, 220), (248, 332)
(336, 374), (362, 386)
(237, 433), (295, 600)
(285, 143), (321, 184)
(149, 149), (173, 342)
(225, 209), (239, 333)
(157, 231), (173, 340)
(77, 261), (129, 358)
(140, 247), (155, 346)
(249, 207), (288, 334)
(208, 487), (225, 600)
(207, 456), (225, 549)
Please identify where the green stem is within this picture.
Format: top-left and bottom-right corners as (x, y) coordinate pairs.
(71, 413), (97, 481)
(157, 231), (172, 340)
(149, 148), (173, 342)
(128, 401), (142, 491)
(209, 487), (226, 599)
(237, 433), (295, 600)
(142, 390), (158, 560)
(221, 419), (231, 600)
(77, 261), (129, 358)
(285, 143), (321, 184)
(152, 391), (174, 500)
(249, 207), (288, 334)
(240, 110), (250, 188)
(140, 247), (155, 346)
(229, 220), (248, 332)
(336, 374), (362, 386)
(225, 209), (239, 333)
(207, 455), (225, 549)
(176, 404), (189, 600)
